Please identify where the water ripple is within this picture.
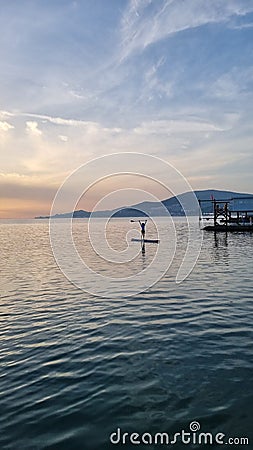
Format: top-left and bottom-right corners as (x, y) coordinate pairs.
(0, 220), (253, 449)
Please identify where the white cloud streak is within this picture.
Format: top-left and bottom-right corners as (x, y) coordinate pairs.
(133, 118), (225, 135)
(120, 0), (253, 59)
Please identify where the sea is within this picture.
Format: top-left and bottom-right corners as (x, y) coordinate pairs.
(0, 218), (252, 450)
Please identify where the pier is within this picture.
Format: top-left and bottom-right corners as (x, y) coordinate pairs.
(199, 197), (253, 232)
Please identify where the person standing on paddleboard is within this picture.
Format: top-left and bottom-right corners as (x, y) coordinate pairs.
(139, 220), (147, 240)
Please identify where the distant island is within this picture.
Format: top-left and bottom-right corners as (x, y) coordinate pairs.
(35, 189), (253, 219)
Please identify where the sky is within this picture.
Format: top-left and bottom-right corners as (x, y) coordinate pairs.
(0, 0), (253, 218)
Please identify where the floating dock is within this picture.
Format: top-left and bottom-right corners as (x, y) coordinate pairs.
(131, 238), (160, 243)
(204, 224), (253, 232)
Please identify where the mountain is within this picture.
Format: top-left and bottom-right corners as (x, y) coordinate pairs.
(163, 189), (252, 215)
(113, 190), (253, 217)
(35, 189), (253, 219)
(35, 209), (90, 219)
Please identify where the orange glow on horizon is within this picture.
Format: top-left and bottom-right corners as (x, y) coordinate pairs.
(0, 198), (51, 219)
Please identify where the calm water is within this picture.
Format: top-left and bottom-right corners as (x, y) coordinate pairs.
(0, 219), (252, 449)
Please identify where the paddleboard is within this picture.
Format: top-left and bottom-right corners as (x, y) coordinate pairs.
(131, 238), (159, 244)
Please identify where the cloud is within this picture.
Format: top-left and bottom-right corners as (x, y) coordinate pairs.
(133, 118), (225, 135)
(120, 0), (253, 59)
(0, 2), (252, 218)
(229, 21), (253, 30)
(0, 121), (14, 132)
(1, 109), (125, 137)
(207, 66), (253, 101)
(0, 172), (55, 190)
(26, 121), (42, 136)
(59, 135), (68, 142)
(1, 109), (100, 129)
(138, 56), (174, 100)
(0, 110), (15, 119)
(22, 111), (102, 130)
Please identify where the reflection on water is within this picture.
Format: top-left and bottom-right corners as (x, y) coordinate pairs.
(214, 231), (228, 248)
(211, 232), (229, 265)
(0, 219), (252, 450)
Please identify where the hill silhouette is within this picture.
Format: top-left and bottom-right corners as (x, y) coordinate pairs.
(35, 189), (253, 219)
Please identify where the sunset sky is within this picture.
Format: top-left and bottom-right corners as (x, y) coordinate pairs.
(1, 0), (253, 218)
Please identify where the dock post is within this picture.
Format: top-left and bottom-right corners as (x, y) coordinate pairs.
(214, 200), (217, 226)
(225, 202), (228, 228)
